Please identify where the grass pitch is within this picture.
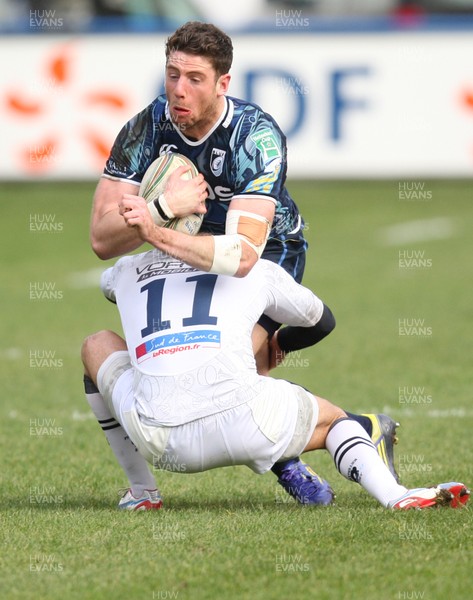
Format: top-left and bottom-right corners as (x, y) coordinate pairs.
(0, 180), (472, 600)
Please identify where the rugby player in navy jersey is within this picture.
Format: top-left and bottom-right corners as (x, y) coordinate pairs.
(89, 21), (399, 505)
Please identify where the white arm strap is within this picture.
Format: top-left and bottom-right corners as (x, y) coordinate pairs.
(209, 234), (242, 276)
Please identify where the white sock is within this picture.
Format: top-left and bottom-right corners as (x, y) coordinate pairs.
(84, 376), (156, 497)
(325, 418), (407, 507)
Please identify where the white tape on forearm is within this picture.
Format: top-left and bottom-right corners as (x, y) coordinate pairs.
(209, 234), (242, 276)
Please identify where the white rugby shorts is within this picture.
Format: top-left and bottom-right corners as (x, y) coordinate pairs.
(97, 351), (318, 474)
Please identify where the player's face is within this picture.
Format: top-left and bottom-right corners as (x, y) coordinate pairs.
(165, 51), (230, 139)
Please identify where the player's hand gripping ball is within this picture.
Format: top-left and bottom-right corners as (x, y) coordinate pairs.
(139, 153), (204, 236)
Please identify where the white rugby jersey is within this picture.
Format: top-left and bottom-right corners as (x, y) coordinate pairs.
(101, 250), (323, 425)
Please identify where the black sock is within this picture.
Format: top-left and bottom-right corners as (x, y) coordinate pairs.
(84, 374), (99, 394)
(345, 412), (373, 436)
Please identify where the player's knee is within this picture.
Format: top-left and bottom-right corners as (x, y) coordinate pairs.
(315, 397), (346, 434)
(328, 408), (347, 430)
(81, 330), (117, 364)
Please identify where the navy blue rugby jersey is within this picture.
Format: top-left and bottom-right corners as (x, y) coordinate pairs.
(103, 95), (306, 255)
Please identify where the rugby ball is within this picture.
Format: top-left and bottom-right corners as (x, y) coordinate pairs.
(139, 153), (204, 235)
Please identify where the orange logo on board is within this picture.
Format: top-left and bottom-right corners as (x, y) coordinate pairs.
(6, 43), (129, 175)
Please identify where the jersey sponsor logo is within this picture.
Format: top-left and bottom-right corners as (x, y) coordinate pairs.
(159, 144), (178, 155)
(106, 159), (131, 178)
(206, 184), (233, 202)
(250, 129), (281, 162)
(136, 329), (221, 362)
(135, 260), (197, 282)
(210, 148), (226, 177)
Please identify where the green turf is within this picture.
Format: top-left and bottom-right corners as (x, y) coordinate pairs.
(1, 180), (472, 599)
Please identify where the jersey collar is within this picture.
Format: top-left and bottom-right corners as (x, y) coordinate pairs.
(165, 97), (234, 146)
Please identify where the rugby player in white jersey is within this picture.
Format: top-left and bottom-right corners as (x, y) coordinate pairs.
(81, 248), (469, 511)
(89, 21), (400, 503)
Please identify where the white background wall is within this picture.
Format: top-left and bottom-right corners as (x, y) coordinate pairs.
(1, 31), (472, 179)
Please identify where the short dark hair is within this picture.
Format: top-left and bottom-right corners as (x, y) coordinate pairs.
(165, 21), (233, 77)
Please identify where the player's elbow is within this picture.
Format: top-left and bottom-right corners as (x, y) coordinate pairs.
(234, 263), (253, 278)
(90, 234), (114, 261)
(317, 304), (336, 338)
(234, 246), (259, 277)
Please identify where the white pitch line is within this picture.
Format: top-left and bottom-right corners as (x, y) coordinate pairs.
(379, 406), (473, 418)
(71, 410), (95, 421)
(0, 347), (23, 360)
(67, 267), (105, 289)
(378, 216), (456, 246)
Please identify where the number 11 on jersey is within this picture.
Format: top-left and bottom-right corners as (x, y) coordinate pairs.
(140, 274), (219, 338)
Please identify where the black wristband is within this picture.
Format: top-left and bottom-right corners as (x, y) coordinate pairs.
(153, 196), (171, 222)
